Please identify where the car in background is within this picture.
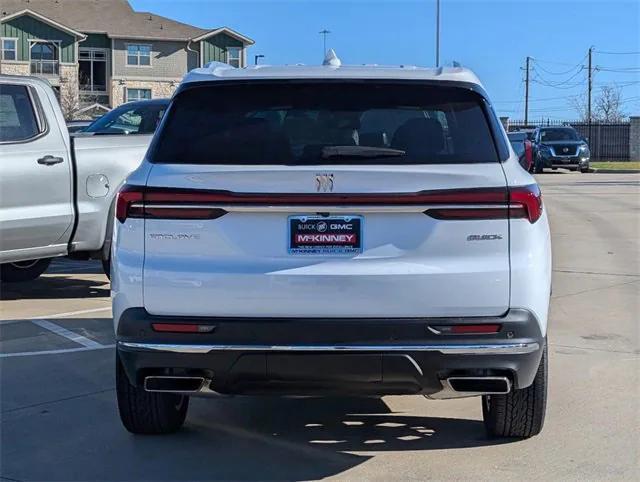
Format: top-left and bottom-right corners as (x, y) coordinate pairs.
(79, 98), (169, 136)
(66, 120), (93, 133)
(532, 126), (590, 173)
(507, 132), (533, 171)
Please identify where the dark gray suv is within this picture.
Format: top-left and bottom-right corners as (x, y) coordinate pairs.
(533, 126), (590, 173)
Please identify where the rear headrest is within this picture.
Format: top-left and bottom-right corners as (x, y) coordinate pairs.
(391, 118), (445, 157)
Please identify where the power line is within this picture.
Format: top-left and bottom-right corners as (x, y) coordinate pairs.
(596, 65), (640, 72)
(595, 50), (640, 55)
(531, 76), (587, 90)
(530, 57), (586, 67)
(532, 67), (585, 87)
(533, 62), (584, 76)
(493, 94), (575, 104)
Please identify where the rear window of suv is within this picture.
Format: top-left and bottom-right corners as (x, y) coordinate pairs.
(150, 81), (501, 165)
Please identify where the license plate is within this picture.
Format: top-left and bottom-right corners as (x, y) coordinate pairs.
(289, 215), (363, 255)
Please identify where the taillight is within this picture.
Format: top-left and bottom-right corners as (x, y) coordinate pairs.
(509, 184), (543, 223)
(524, 140), (533, 170)
(422, 184), (542, 223)
(115, 185), (227, 223)
(115, 185), (143, 223)
(114, 185), (542, 224)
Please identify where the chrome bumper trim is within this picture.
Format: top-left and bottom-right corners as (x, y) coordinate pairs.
(118, 341), (540, 356)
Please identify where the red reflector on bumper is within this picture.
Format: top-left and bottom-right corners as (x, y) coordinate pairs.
(151, 323), (215, 333)
(431, 324), (501, 334)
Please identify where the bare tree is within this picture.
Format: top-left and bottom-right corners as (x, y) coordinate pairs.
(594, 85), (626, 122)
(57, 85), (103, 121)
(57, 84), (82, 121)
(570, 95), (588, 121)
(571, 85), (626, 122)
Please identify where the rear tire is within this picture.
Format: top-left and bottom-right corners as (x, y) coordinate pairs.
(534, 157), (544, 174)
(101, 257), (111, 279)
(116, 353), (189, 434)
(482, 340), (547, 438)
(0, 258), (51, 283)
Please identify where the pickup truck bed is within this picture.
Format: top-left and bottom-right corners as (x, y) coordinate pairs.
(0, 75), (153, 282)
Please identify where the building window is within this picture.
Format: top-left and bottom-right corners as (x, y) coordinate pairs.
(227, 47), (241, 68)
(126, 88), (152, 103)
(126, 44), (151, 66)
(1, 38), (17, 61)
(79, 48), (107, 92)
(30, 42), (59, 76)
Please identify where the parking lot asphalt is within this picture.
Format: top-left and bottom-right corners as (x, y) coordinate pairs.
(1, 172), (638, 481)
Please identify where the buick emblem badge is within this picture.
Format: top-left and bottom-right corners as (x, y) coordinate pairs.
(315, 173), (334, 192)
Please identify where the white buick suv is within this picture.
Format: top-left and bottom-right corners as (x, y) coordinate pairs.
(112, 59), (551, 438)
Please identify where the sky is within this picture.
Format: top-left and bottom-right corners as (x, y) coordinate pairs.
(130, 0), (640, 120)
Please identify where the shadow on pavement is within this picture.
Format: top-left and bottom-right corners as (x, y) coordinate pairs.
(0, 275), (109, 300)
(47, 262), (105, 276)
(1, 392), (515, 481)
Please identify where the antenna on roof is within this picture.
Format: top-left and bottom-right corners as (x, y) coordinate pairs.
(323, 49), (341, 67)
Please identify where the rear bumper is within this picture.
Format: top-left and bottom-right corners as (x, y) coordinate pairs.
(116, 308), (544, 397)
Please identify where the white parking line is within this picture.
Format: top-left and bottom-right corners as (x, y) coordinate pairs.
(29, 306), (111, 320)
(0, 344), (115, 358)
(31, 319), (103, 348)
(0, 306), (111, 325)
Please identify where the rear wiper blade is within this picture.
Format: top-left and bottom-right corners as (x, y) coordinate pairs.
(320, 145), (406, 159)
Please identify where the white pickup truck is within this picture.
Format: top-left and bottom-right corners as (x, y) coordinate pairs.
(0, 75), (164, 282)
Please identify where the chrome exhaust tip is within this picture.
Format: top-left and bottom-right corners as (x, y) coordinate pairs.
(144, 376), (206, 393)
(446, 376), (511, 395)
(427, 376), (511, 399)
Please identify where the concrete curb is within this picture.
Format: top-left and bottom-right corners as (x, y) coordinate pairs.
(590, 168), (640, 174)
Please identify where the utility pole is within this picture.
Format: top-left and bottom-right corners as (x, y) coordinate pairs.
(319, 29), (331, 56)
(524, 56), (530, 126)
(435, 0), (440, 67)
(587, 46), (593, 142)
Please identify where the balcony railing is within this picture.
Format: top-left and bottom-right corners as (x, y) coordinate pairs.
(30, 60), (59, 76)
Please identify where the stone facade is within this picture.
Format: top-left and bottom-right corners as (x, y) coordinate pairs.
(0, 61), (30, 76)
(110, 78), (179, 107)
(630, 117), (640, 161)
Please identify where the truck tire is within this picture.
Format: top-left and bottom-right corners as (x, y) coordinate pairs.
(116, 354), (189, 434)
(482, 340), (547, 438)
(0, 258), (51, 283)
